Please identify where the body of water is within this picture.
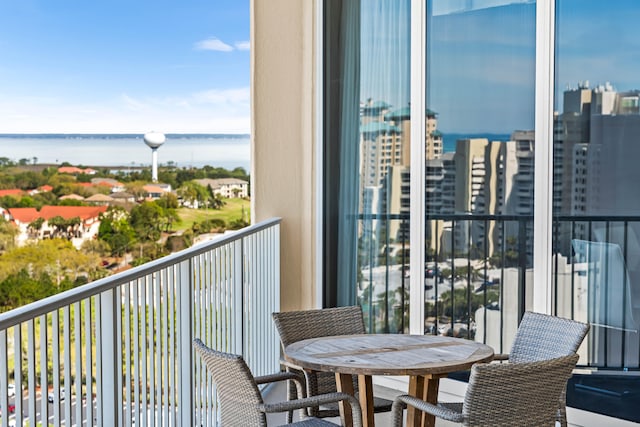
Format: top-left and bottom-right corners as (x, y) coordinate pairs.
(0, 132), (513, 171)
(0, 134), (251, 171)
(442, 133), (512, 153)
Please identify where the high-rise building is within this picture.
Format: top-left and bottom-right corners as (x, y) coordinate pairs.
(360, 101), (444, 243)
(555, 83), (592, 216)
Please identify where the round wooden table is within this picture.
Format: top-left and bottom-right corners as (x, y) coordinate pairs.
(284, 334), (494, 427)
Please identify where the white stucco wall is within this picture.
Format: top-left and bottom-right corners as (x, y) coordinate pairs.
(251, 0), (318, 311)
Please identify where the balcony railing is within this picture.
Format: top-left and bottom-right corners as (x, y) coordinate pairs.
(357, 213), (640, 372)
(0, 218), (281, 427)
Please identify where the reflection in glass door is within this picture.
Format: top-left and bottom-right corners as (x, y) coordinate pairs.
(554, 0), (640, 370)
(553, 1), (640, 420)
(324, 0), (411, 332)
(424, 1), (536, 353)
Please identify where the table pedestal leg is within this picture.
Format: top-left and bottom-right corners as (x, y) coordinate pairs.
(407, 375), (425, 427)
(358, 374), (375, 427)
(407, 374), (443, 427)
(336, 373), (354, 427)
(335, 373), (375, 427)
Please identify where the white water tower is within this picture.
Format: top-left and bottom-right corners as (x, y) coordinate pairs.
(143, 132), (166, 182)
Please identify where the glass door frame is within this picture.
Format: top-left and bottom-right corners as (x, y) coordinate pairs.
(315, 0), (557, 324)
(406, 0), (556, 332)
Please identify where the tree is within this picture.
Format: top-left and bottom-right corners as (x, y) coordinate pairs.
(177, 182), (208, 208)
(488, 236), (520, 267)
(81, 239), (110, 257)
(437, 287), (500, 322)
(0, 218), (18, 252)
(98, 207), (135, 257)
(16, 196), (36, 208)
(13, 171), (46, 189)
(0, 239), (103, 289)
(48, 216), (81, 239)
(207, 185), (226, 209)
(130, 201), (165, 242)
(0, 157), (14, 167)
(125, 182), (147, 201)
(0, 270), (56, 312)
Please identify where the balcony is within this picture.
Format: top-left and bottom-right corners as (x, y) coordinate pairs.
(0, 219), (281, 426)
(355, 212), (640, 424)
(1, 213), (638, 426)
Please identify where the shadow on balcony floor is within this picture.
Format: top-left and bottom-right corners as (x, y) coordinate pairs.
(263, 380), (460, 426)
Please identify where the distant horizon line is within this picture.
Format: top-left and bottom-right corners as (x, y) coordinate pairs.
(0, 133), (251, 138)
(0, 131), (517, 137)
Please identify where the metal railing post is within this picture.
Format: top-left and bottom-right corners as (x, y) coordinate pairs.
(235, 239), (244, 356)
(0, 329), (7, 427)
(100, 288), (118, 426)
(178, 259), (194, 426)
(518, 219), (528, 321)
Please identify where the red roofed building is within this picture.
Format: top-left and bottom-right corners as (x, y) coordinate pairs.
(58, 166), (85, 174)
(0, 189), (25, 198)
(58, 166), (97, 175)
(7, 208), (40, 224)
(28, 185), (54, 195)
(8, 205), (108, 249)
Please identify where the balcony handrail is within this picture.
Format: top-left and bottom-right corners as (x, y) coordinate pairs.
(357, 213), (640, 222)
(0, 217), (282, 330)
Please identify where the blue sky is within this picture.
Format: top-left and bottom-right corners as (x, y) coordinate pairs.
(0, 0), (250, 133)
(361, 0), (640, 134)
(555, 0), (640, 110)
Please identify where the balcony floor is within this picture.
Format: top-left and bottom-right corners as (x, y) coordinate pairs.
(264, 381), (459, 426)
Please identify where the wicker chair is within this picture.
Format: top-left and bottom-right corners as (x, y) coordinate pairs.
(391, 354), (580, 427)
(494, 311), (589, 426)
(193, 339), (362, 426)
(272, 307), (393, 422)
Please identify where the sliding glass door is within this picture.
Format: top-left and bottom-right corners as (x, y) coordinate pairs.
(423, 0), (536, 353)
(324, 2), (640, 419)
(552, 0), (640, 421)
(323, 0), (411, 332)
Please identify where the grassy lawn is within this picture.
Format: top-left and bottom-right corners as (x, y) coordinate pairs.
(173, 198), (251, 232)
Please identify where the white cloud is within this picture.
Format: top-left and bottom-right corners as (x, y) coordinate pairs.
(121, 94), (147, 111)
(193, 87), (250, 105)
(194, 37), (234, 52)
(235, 41), (250, 51)
(0, 88), (251, 134)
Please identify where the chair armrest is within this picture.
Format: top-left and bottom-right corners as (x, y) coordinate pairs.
(280, 357), (305, 371)
(260, 392), (363, 427)
(392, 395), (465, 426)
(493, 353), (510, 361)
(254, 371), (305, 398)
(255, 371), (303, 385)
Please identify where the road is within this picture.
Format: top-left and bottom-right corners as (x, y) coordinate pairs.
(360, 264), (471, 302)
(3, 394), (97, 427)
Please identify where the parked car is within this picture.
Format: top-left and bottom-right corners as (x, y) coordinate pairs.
(48, 387), (65, 403)
(425, 267), (441, 278)
(0, 402), (16, 415)
(474, 280), (497, 293)
(7, 383), (15, 398)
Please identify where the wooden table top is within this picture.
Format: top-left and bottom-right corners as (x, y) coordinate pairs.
(284, 334), (494, 376)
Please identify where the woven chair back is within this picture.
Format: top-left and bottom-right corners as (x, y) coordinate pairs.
(273, 306), (366, 395)
(193, 339), (267, 427)
(509, 311), (589, 363)
(272, 306), (366, 347)
(463, 354), (579, 427)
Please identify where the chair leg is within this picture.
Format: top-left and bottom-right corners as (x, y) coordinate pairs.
(286, 378), (296, 423)
(558, 390), (568, 427)
(285, 367), (308, 423)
